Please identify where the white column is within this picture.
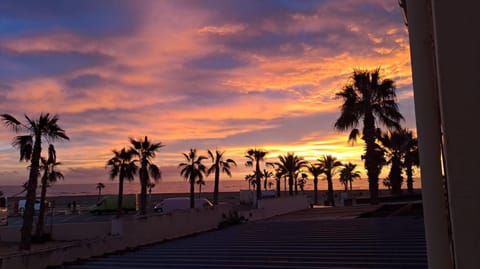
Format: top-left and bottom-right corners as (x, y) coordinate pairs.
(405, 1), (453, 268)
(431, 1), (480, 268)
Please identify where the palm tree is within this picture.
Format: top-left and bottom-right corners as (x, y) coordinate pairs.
(299, 173), (308, 194)
(403, 131), (419, 193)
(318, 155), (343, 206)
(245, 148), (268, 201)
(274, 153), (307, 196)
(378, 129), (413, 195)
(261, 169), (273, 190)
(179, 149), (207, 208)
(96, 182), (105, 198)
(147, 182), (155, 195)
(36, 144), (64, 238)
(244, 173), (256, 190)
(307, 162), (324, 205)
(1, 113), (69, 250)
(334, 69), (403, 204)
(207, 150), (236, 205)
(130, 136), (163, 215)
(106, 148), (137, 217)
(196, 178), (205, 196)
(339, 162), (361, 191)
(274, 171), (283, 197)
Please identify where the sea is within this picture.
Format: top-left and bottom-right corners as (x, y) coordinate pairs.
(0, 178), (422, 198)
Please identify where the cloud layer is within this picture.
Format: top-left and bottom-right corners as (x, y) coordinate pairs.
(0, 0), (416, 185)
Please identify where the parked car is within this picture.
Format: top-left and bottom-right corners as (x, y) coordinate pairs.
(154, 197), (213, 213)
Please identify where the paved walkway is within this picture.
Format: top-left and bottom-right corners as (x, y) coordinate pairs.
(63, 207), (427, 269)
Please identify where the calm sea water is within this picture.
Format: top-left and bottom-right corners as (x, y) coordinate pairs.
(0, 177), (422, 198)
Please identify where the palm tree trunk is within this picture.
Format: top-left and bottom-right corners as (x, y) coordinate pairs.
(116, 174), (124, 217)
(264, 177), (267, 190)
(327, 175), (335, 206)
(35, 177), (48, 237)
(288, 173), (293, 196)
(20, 135), (42, 251)
(349, 180), (353, 192)
(255, 161), (262, 200)
(313, 177), (318, 204)
(189, 175), (195, 208)
(389, 157), (403, 195)
(140, 178), (147, 215)
(363, 112), (379, 204)
(406, 165), (414, 193)
(213, 167), (220, 205)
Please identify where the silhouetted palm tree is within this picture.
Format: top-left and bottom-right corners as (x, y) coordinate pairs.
(36, 144), (64, 237)
(261, 169), (273, 190)
(334, 69), (403, 204)
(274, 153), (307, 196)
(1, 113), (69, 250)
(245, 172), (256, 190)
(307, 162), (324, 205)
(403, 131), (419, 193)
(339, 162), (361, 191)
(130, 136), (163, 215)
(274, 171), (283, 197)
(245, 148), (268, 200)
(318, 155), (343, 206)
(179, 149), (207, 208)
(96, 182), (105, 198)
(207, 150), (236, 205)
(299, 173), (308, 194)
(107, 148), (137, 217)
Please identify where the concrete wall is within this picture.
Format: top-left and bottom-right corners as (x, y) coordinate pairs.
(240, 195), (309, 221)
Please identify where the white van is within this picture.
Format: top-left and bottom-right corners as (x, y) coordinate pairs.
(154, 197), (213, 213)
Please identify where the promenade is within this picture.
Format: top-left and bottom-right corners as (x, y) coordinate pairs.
(62, 206), (427, 269)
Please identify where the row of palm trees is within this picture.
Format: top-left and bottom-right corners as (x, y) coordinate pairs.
(243, 150), (361, 206)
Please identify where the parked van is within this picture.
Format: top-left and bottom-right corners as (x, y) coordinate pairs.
(154, 197), (213, 213)
(18, 199), (42, 215)
(89, 195), (137, 214)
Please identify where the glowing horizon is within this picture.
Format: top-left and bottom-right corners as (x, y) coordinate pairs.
(0, 0), (417, 186)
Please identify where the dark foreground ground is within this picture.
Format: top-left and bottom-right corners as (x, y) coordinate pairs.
(60, 205), (427, 269)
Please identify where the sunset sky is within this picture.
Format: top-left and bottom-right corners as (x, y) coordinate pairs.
(0, 0), (416, 186)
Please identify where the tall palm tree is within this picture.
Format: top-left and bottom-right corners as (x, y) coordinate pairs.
(36, 144), (64, 238)
(307, 162), (324, 205)
(106, 148), (137, 217)
(179, 149), (207, 208)
(334, 69), (403, 204)
(96, 182), (105, 198)
(339, 162), (361, 192)
(274, 153), (307, 196)
(318, 155), (343, 206)
(207, 150), (236, 205)
(245, 148), (268, 201)
(1, 113), (69, 250)
(403, 131), (419, 193)
(130, 136), (163, 215)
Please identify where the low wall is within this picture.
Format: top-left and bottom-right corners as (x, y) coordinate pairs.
(239, 195), (309, 221)
(0, 203), (232, 269)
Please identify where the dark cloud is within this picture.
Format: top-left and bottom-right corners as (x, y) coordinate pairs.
(66, 74), (110, 89)
(185, 52), (250, 70)
(0, 0), (144, 37)
(0, 49), (112, 81)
